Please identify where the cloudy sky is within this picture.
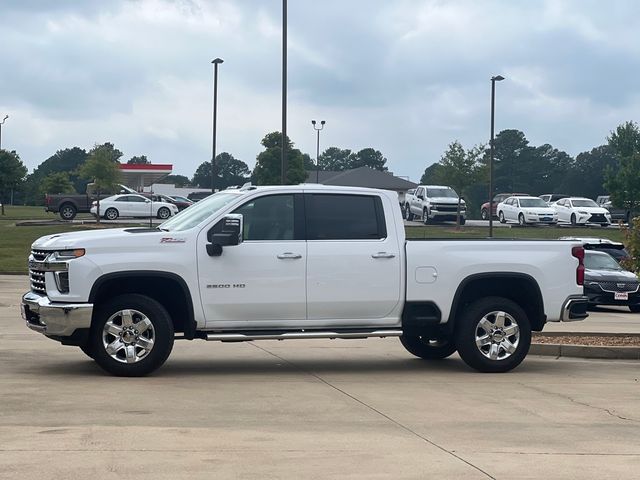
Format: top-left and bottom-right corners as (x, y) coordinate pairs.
(1, 0), (639, 182)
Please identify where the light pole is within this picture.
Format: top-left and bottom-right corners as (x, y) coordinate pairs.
(0, 115), (8, 150)
(211, 58), (224, 194)
(311, 120), (325, 183)
(281, 0), (288, 185)
(489, 75), (504, 238)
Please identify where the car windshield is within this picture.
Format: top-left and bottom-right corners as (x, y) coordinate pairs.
(172, 196), (191, 202)
(584, 252), (622, 271)
(572, 199), (598, 208)
(159, 192), (243, 231)
(427, 188), (457, 198)
(519, 198), (548, 208)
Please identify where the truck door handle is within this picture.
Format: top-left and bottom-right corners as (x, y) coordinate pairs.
(371, 252), (396, 259)
(277, 252), (302, 259)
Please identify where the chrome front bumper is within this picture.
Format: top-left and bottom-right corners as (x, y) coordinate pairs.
(21, 292), (93, 337)
(558, 295), (589, 322)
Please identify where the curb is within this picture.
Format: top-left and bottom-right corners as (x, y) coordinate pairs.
(530, 343), (640, 360)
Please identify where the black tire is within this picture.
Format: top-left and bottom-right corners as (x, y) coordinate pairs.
(454, 296), (531, 373)
(518, 213), (526, 226)
(423, 208), (430, 225)
(629, 305), (640, 313)
(399, 335), (457, 360)
(481, 209), (489, 220)
(570, 214), (577, 226)
(105, 208), (119, 220)
(405, 205), (414, 221)
(157, 207), (171, 219)
(601, 223), (609, 228)
(89, 294), (174, 377)
(459, 216), (466, 226)
(59, 203), (77, 221)
(79, 344), (94, 359)
(498, 211), (506, 224)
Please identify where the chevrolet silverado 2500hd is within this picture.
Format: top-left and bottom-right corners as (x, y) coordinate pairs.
(22, 185), (588, 376)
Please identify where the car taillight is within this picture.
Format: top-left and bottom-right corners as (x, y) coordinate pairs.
(572, 246), (585, 285)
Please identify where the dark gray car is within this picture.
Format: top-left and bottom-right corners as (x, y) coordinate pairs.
(584, 250), (640, 312)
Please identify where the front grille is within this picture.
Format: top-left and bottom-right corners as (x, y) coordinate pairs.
(432, 204), (460, 212)
(597, 281), (639, 293)
(588, 214), (608, 223)
(29, 249), (51, 294)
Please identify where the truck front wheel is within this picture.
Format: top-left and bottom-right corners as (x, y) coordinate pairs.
(89, 294), (174, 377)
(455, 297), (531, 373)
(59, 203), (77, 220)
(399, 335), (456, 360)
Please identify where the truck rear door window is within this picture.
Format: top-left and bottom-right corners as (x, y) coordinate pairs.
(305, 194), (386, 240)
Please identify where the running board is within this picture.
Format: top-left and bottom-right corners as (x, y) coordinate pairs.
(205, 330), (403, 342)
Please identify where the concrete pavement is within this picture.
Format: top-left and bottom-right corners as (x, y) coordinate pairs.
(1, 275), (640, 479)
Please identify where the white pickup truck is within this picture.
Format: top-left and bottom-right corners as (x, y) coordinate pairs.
(22, 185), (588, 376)
(404, 185), (467, 224)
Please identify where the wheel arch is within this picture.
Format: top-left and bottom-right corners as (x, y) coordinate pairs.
(447, 272), (546, 332)
(89, 271), (196, 339)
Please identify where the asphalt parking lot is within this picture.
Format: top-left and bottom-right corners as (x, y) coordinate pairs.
(1, 275), (639, 480)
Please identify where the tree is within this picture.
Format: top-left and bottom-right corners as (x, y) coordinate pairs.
(561, 145), (616, 198)
(318, 147), (353, 171)
(302, 153), (315, 171)
(485, 129), (530, 193)
(605, 121), (640, 217)
(158, 174), (191, 187)
(252, 132), (307, 185)
(23, 147), (88, 205)
(420, 162), (444, 184)
(40, 172), (76, 196)
(432, 141), (484, 227)
(192, 152), (251, 190)
(79, 144), (123, 223)
(0, 150), (27, 215)
(350, 148), (388, 171)
(127, 155), (150, 165)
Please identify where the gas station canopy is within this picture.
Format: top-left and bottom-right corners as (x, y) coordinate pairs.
(119, 164), (173, 191)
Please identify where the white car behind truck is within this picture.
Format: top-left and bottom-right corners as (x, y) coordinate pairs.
(405, 185), (467, 224)
(21, 185), (588, 376)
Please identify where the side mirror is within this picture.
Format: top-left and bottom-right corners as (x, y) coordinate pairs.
(417, 194), (424, 200)
(207, 214), (243, 257)
(145, 199), (151, 203)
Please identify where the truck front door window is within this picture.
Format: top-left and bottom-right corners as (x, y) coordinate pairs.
(233, 194), (295, 241)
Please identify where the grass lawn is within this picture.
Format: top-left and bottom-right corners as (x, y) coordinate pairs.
(0, 207), (627, 274)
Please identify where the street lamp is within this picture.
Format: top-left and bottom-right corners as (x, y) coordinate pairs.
(0, 115), (8, 150)
(311, 120), (325, 183)
(281, 0), (288, 185)
(211, 58), (224, 194)
(489, 75), (504, 238)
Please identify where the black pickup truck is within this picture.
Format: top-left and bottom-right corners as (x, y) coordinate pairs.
(45, 184), (136, 220)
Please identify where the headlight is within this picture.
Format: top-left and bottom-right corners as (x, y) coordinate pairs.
(51, 249), (85, 260)
(578, 211), (589, 215)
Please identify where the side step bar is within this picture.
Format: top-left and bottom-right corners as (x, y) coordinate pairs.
(205, 330), (403, 342)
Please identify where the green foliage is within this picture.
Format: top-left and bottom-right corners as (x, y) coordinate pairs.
(420, 163), (444, 184)
(252, 132), (307, 185)
(350, 148), (388, 171)
(620, 217), (640, 273)
(23, 147), (88, 205)
(0, 150), (28, 214)
(318, 147), (353, 171)
(159, 174), (191, 187)
(302, 153), (315, 170)
(127, 155), (150, 164)
(192, 153), (251, 189)
(317, 147), (387, 172)
(79, 144), (123, 222)
(605, 121), (640, 214)
(40, 172), (76, 196)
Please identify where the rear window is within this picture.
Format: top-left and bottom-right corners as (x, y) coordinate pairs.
(305, 194), (386, 240)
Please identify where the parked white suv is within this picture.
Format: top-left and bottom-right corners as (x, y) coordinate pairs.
(405, 185), (466, 225)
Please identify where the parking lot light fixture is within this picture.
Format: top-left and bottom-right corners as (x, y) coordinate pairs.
(0, 114), (8, 150)
(311, 120), (325, 183)
(489, 75), (505, 238)
(211, 58), (224, 194)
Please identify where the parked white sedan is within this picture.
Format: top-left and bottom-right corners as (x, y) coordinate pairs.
(90, 194), (179, 220)
(552, 197), (612, 226)
(497, 196), (558, 225)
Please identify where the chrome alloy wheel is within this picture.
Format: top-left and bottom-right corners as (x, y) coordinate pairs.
(102, 309), (155, 364)
(474, 310), (520, 361)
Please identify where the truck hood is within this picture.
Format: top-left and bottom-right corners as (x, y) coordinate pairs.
(585, 268), (638, 282)
(429, 197), (464, 204)
(32, 227), (171, 250)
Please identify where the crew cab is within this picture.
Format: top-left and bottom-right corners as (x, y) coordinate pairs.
(405, 185), (466, 224)
(21, 185), (588, 377)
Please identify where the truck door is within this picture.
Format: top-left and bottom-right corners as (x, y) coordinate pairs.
(305, 193), (402, 324)
(199, 193), (307, 327)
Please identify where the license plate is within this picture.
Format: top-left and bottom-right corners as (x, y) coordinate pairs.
(615, 292), (629, 300)
(541, 217), (552, 222)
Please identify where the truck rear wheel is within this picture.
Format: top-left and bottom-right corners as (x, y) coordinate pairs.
(455, 297), (531, 373)
(59, 203), (77, 220)
(89, 294), (174, 377)
(399, 335), (456, 360)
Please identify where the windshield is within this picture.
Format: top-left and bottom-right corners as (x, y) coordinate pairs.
(584, 252), (622, 271)
(572, 199), (598, 208)
(172, 196), (191, 202)
(159, 192), (243, 231)
(427, 188), (458, 198)
(520, 198), (548, 208)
